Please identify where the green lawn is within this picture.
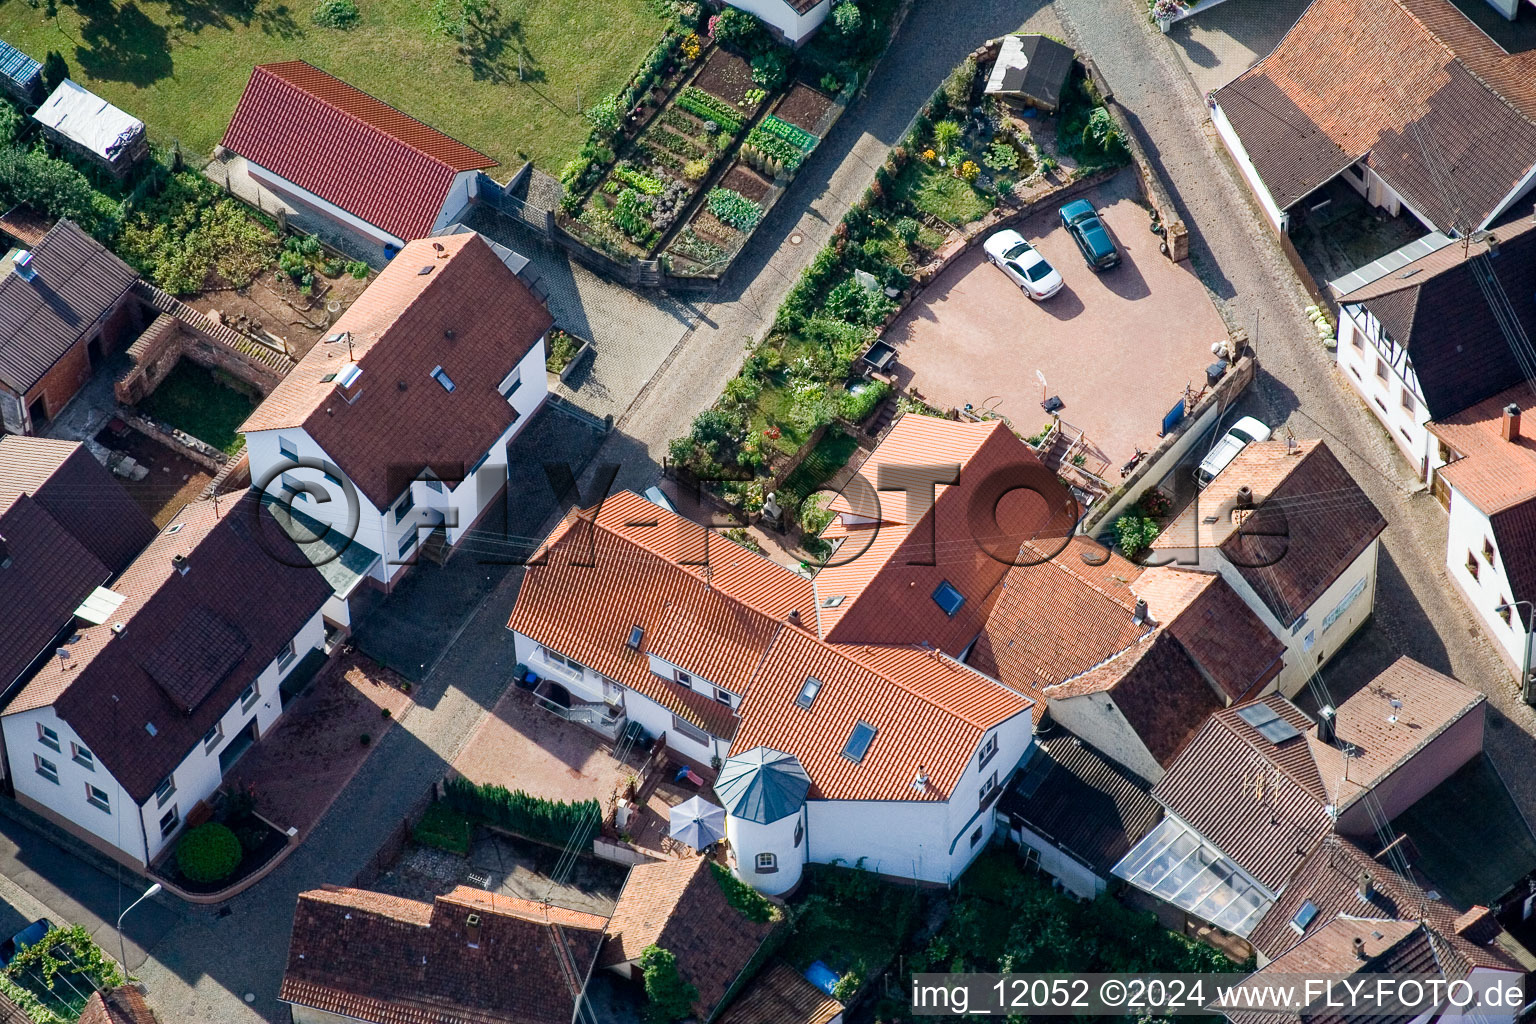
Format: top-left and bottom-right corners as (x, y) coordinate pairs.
(0, 0), (667, 172)
(780, 429), (858, 506)
(138, 362), (256, 454)
(894, 161), (994, 226)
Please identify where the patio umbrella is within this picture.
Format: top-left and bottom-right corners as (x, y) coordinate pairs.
(668, 795), (727, 850)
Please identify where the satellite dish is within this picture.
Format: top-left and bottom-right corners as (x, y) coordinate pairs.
(1388, 697), (1403, 710)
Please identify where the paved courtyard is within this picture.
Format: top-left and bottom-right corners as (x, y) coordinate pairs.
(1166, 0), (1312, 96)
(452, 683), (641, 805)
(885, 170), (1230, 475)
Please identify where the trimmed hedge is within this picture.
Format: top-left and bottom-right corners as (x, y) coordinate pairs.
(414, 802), (473, 855)
(443, 776), (600, 847)
(175, 822), (243, 883)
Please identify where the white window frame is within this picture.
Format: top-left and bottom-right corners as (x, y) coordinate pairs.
(34, 754), (59, 784)
(85, 783), (110, 813)
(156, 774), (177, 808)
(755, 852), (778, 873)
(37, 723), (60, 752)
(674, 670), (693, 689)
(979, 769), (998, 807)
(977, 734), (998, 771)
(498, 367), (522, 402)
(159, 805), (180, 839)
(203, 721), (224, 752)
(241, 680), (261, 712)
(71, 743), (94, 772)
(394, 488), (416, 524)
(713, 686), (732, 706)
(278, 436), (299, 461)
(277, 637), (298, 672)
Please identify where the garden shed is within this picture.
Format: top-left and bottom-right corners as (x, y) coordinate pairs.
(984, 34), (1075, 112)
(0, 40), (41, 105)
(33, 80), (148, 178)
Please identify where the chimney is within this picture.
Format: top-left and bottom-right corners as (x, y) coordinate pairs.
(1316, 705), (1336, 744)
(1132, 598), (1148, 625)
(1503, 403), (1521, 443)
(12, 250), (34, 280)
(1357, 871), (1374, 900)
(465, 912), (481, 948)
(172, 554), (189, 576)
(913, 765), (929, 793)
(788, 609), (801, 627)
(1353, 936), (1367, 961)
(1235, 485), (1254, 509)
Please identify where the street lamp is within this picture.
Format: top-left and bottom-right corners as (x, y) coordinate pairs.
(1495, 599), (1536, 705)
(116, 882), (161, 981)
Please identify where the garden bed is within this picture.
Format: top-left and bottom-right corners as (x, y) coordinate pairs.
(774, 81), (837, 133)
(157, 811), (289, 896)
(545, 328), (593, 383)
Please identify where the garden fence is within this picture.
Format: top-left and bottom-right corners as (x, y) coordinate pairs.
(350, 783), (437, 888)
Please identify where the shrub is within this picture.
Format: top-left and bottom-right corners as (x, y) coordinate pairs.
(821, 72), (843, 93)
(710, 6), (767, 51)
(545, 328), (583, 372)
(932, 119), (962, 160)
(710, 861), (775, 922)
(176, 823), (243, 883)
(640, 946), (698, 1023)
(443, 777), (600, 847)
(0, 146), (116, 237)
(832, 0), (862, 35)
(894, 216), (920, 244)
(0, 101), (22, 149)
(943, 56), (978, 111)
(42, 51), (67, 93)
(346, 260), (370, 279)
(585, 93), (623, 138)
(311, 0), (359, 27)
(414, 802), (472, 855)
(682, 158), (710, 181)
(1114, 514), (1160, 557)
(1082, 106), (1129, 161)
(838, 380), (890, 423)
(750, 49), (789, 89)
(114, 171), (278, 294)
(688, 407), (744, 457)
(707, 187), (761, 231)
(825, 277), (895, 328)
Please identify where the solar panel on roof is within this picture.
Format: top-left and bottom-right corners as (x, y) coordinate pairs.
(74, 586), (126, 625)
(1237, 703), (1280, 728)
(1257, 719), (1301, 743)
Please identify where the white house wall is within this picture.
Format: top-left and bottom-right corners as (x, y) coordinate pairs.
(1211, 101), (1288, 234)
(1009, 820), (1105, 898)
(1336, 306), (1435, 479)
(3, 609), (323, 867)
(431, 170), (479, 235)
(1445, 486), (1532, 676)
(725, 0), (829, 45)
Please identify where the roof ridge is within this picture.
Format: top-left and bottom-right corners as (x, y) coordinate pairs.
(258, 61), (466, 173)
(815, 638), (1026, 728)
(1046, 630), (1153, 692)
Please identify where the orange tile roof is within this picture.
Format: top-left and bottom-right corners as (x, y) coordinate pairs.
(731, 629), (1030, 802)
(1428, 383), (1536, 514)
(598, 857), (777, 1018)
(508, 491), (812, 738)
(241, 232), (552, 510)
(815, 415), (1076, 656)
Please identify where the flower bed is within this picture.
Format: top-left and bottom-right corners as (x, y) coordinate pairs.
(545, 327), (593, 383)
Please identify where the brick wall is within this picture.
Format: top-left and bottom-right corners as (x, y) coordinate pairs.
(23, 338), (90, 427)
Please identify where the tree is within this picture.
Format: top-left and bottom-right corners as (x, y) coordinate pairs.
(42, 50), (68, 93)
(639, 946), (697, 1024)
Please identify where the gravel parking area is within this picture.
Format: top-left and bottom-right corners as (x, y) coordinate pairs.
(885, 170), (1229, 475)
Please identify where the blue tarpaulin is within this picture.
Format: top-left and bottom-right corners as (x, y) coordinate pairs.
(1159, 397), (1186, 437)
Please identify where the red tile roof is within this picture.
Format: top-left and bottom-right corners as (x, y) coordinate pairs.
(0, 437), (154, 691)
(717, 962), (844, 1024)
(599, 857), (777, 1018)
(76, 988), (158, 1024)
(1134, 568), (1286, 701)
(732, 630), (1030, 802)
(1429, 383), (1536, 515)
(509, 489), (1030, 801)
(1212, 0), (1536, 231)
(1045, 630), (1224, 768)
(240, 232), (552, 511)
(3, 492), (333, 803)
(815, 416), (1076, 656)
(1154, 441), (1386, 627)
(282, 885), (606, 1024)
(221, 62), (495, 242)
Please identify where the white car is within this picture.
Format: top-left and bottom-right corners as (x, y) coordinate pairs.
(983, 229), (1064, 300)
(1197, 416), (1272, 488)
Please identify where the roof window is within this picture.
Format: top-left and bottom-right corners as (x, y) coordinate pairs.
(795, 676), (822, 710)
(842, 721), (877, 763)
(932, 581), (965, 617)
(417, 265), (434, 276)
(626, 625), (644, 650)
(430, 365), (455, 392)
(1290, 900), (1319, 934)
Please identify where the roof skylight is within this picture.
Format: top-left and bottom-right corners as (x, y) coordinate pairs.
(842, 721), (877, 762)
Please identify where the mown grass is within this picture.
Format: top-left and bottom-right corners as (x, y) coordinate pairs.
(780, 429), (858, 506)
(894, 161), (994, 226)
(0, 0), (666, 171)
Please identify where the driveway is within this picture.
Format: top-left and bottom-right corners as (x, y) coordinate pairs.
(1165, 0), (1311, 96)
(886, 170), (1229, 476)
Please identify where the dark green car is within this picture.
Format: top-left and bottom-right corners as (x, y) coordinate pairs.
(1059, 199), (1121, 271)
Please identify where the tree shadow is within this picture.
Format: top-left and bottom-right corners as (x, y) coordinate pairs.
(72, 2), (172, 87)
(462, 4), (546, 85)
(160, 0), (260, 34)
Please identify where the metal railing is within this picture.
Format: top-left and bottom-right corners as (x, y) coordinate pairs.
(532, 693), (625, 740)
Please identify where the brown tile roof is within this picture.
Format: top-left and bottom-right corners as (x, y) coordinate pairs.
(1152, 693), (1332, 892)
(221, 62), (496, 242)
(509, 491), (812, 739)
(717, 963), (843, 1024)
(999, 733), (1161, 875)
(0, 437), (154, 692)
(1045, 630), (1224, 768)
(815, 415), (1077, 656)
(3, 492), (333, 803)
(732, 630), (1029, 802)
(599, 857), (777, 1018)
(1212, 0), (1536, 231)
(0, 219), (137, 394)
(1155, 441), (1386, 628)
(282, 885), (606, 1024)
(1247, 835), (1519, 971)
(1134, 567), (1287, 700)
(0, 205), (54, 247)
(1338, 218), (1536, 420)
(241, 232), (552, 510)
(76, 988), (159, 1024)
(1309, 657), (1484, 811)
(968, 538), (1149, 717)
